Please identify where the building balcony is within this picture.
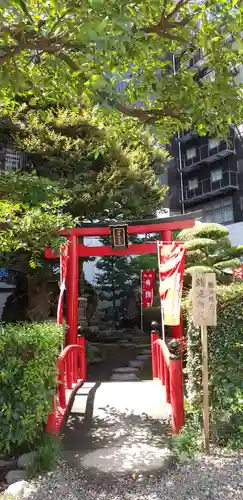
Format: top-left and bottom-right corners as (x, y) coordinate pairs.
(182, 170), (238, 205)
(179, 130), (198, 144)
(188, 49), (205, 69)
(179, 138), (235, 173)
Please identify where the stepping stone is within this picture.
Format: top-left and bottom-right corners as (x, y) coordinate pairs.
(110, 373), (139, 381)
(129, 360), (144, 368)
(136, 355), (150, 361)
(113, 367), (138, 374)
(140, 348), (151, 353)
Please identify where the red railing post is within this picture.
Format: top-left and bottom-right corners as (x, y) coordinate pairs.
(170, 356), (185, 433)
(46, 345), (85, 436)
(164, 364), (171, 403)
(172, 312), (184, 339)
(66, 353), (73, 390)
(160, 350), (165, 384)
(151, 322), (160, 379)
(57, 358), (66, 409)
(73, 349), (78, 384)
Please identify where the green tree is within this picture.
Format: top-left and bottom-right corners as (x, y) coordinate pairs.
(95, 254), (139, 318)
(0, 103), (167, 260)
(177, 222), (243, 283)
(0, 0), (243, 139)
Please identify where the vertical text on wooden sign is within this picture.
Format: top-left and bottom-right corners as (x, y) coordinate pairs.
(192, 273), (217, 327)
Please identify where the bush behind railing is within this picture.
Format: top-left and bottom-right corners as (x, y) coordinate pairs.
(0, 322), (63, 454)
(183, 283), (243, 446)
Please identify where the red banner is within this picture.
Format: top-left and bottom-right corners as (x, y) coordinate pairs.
(141, 270), (155, 309)
(232, 264), (243, 278)
(57, 242), (69, 325)
(158, 243), (185, 326)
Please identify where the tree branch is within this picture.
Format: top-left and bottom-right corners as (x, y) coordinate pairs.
(166, 0), (191, 21)
(0, 33), (85, 65)
(134, 0), (191, 40)
(115, 101), (183, 123)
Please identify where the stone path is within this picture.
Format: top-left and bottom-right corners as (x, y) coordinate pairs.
(63, 379), (172, 479)
(63, 344), (173, 480)
(109, 346), (151, 382)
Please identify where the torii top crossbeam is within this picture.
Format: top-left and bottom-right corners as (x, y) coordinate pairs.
(46, 212), (200, 259)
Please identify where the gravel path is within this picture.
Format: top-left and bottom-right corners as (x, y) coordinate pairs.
(25, 452), (243, 500)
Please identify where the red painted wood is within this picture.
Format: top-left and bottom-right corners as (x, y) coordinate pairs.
(46, 345), (85, 435)
(172, 312), (184, 339)
(164, 364), (171, 404)
(151, 331), (160, 379)
(66, 356), (72, 390)
(78, 242), (159, 257)
(60, 218), (195, 237)
(170, 358), (185, 433)
(66, 235), (78, 345)
(153, 336), (185, 434)
(57, 358), (66, 409)
(77, 336), (86, 380)
(160, 230), (172, 244)
(45, 242), (158, 259)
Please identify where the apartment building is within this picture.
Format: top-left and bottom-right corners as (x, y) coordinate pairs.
(166, 49), (243, 244)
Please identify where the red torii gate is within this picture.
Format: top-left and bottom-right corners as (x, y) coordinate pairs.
(45, 213), (198, 345)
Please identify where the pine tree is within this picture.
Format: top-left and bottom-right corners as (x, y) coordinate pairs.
(177, 222), (243, 283)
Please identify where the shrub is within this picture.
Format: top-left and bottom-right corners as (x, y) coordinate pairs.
(178, 222), (243, 284)
(171, 421), (203, 460)
(27, 434), (61, 478)
(184, 283), (243, 446)
(0, 322), (63, 454)
(86, 342), (103, 363)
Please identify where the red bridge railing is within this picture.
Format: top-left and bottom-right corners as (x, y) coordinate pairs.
(151, 327), (185, 434)
(46, 342), (86, 434)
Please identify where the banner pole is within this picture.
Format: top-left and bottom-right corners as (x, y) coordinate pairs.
(157, 241), (165, 340)
(140, 270), (143, 332)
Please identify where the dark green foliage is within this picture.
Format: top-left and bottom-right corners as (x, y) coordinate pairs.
(27, 434), (61, 478)
(171, 421), (203, 460)
(95, 254), (139, 309)
(0, 322), (63, 453)
(1, 1), (243, 139)
(0, 105), (166, 261)
(184, 284), (243, 446)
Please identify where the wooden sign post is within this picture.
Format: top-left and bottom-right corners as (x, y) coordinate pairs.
(192, 273), (217, 454)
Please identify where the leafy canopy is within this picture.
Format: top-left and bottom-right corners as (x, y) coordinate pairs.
(1, 0), (243, 139)
(0, 102), (167, 260)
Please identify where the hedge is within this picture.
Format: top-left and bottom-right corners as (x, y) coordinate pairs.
(184, 283), (243, 444)
(0, 322), (63, 454)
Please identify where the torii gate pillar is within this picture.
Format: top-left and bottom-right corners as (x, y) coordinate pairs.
(66, 235), (79, 345)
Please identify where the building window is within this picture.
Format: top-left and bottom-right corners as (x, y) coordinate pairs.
(204, 198), (233, 224)
(237, 159), (243, 173)
(240, 196), (243, 211)
(209, 138), (220, 150)
(186, 147), (196, 160)
(188, 178), (198, 190)
(211, 167), (222, 183)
